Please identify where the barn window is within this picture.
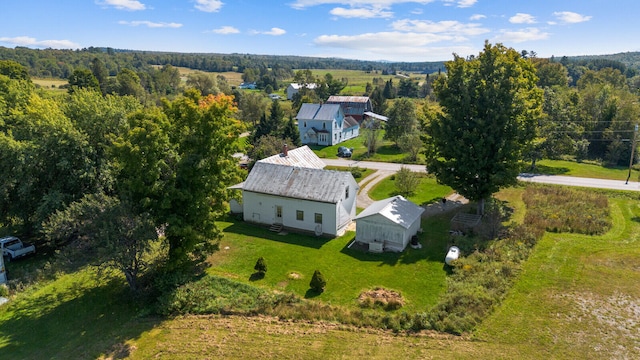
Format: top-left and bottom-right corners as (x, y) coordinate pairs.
(315, 213), (322, 224)
(296, 210), (304, 221)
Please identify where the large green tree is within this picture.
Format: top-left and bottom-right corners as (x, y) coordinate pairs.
(384, 98), (418, 146)
(425, 42), (543, 214)
(159, 91), (243, 265)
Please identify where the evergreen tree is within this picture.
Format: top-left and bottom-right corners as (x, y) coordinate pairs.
(310, 270), (327, 292)
(282, 114), (301, 146)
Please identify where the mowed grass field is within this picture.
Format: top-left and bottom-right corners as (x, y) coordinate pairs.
(1, 186), (639, 359)
(207, 215), (450, 313)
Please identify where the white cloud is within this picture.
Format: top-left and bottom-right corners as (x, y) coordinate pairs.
(509, 13), (536, 24)
(313, 31), (477, 61)
(119, 20), (182, 28)
(98, 0), (146, 11)
(391, 19), (489, 36)
(290, 0), (435, 10)
(316, 31), (452, 48)
(251, 27), (287, 36)
(211, 26), (240, 34)
(411, 8), (423, 15)
(194, 0), (223, 12)
(495, 27), (549, 43)
(330, 6), (393, 18)
(456, 0), (476, 8)
(469, 14), (485, 20)
(0, 36), (79, 49)
(552, 11), (592, 24)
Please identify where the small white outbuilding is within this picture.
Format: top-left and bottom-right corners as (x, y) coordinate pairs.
(354, 195), (425, 252)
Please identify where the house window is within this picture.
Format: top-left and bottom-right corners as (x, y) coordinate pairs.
(323, 122), (326, 129)
(345, 186), (349, 199)
(296, 210), (304, 221)
(334, 133), (337, 141)
(315, 213), (323, 224)
(304, 121), (307, 127)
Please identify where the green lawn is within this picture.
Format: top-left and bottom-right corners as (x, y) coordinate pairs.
(310, 131), (423, 164)
(368, 173), (454, 206)
(530, 159), (639, 181)
(208, 217), (450, 313)
(2, 188), (639, 358)
(475, 195), (640, 358)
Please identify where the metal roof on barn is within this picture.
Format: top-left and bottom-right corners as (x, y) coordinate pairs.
(327, 96), (370, 103)
(258, 145), (325, 169)
(242, 162), (354, 204)
(343, 116), (359, 129)
(355, 195), (424, 229)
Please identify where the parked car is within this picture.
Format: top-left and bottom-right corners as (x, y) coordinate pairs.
(337, 146), (353, 158)
(0, 236), (36, 262)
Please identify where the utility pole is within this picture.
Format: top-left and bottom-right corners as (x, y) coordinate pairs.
(626, 124), (639, 184)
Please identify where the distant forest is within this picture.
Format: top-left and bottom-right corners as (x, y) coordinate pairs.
(0, 46), (448, 79)
(2, 46), (640, 81)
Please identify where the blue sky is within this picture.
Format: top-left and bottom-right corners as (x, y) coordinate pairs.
(1, 0), (638, 62)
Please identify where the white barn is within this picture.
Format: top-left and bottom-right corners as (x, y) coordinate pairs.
(286, 83), (318, 100)
(230, 146), (359, 237)
(354, 195), (425, 252)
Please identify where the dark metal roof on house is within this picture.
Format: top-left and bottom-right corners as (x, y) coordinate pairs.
(243, 162), (355, 204)
(296, 103), (342, 121)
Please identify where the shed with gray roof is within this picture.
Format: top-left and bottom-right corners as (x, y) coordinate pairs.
(354, 195), (424, 252)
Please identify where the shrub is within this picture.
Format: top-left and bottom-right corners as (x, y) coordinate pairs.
(349, 166), (363, 179)
(309, 270), (327, 292)
(0, 284), (8, 297)
(254, 257), (267, 274)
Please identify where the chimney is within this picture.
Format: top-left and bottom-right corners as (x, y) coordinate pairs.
(283, 144), (288, 157)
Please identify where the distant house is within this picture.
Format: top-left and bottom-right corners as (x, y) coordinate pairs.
(239, 82), (257, 89)
(229, 145), (359, 237)
(287, 83), (318, 100)
(326, 96), (374, 123)
(297, 103), (359, 146)
(354, 195), (425, 252)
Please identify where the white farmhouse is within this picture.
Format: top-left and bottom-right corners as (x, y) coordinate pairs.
(230, 145), (359, 237)
(297, 103), (359, 147)
(354, 195), (425, 252)
(286, 83), (318, 100)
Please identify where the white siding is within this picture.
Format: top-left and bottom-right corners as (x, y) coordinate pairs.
(243, 191), (339, 236)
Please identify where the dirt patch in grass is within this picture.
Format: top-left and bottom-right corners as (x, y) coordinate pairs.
(358, 287), (405, 310)
(287, 272), (302, 280)
(558, 291), (640, 358)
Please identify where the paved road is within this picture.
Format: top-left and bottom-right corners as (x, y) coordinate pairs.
(323, 158), (640, 192)
(518, 173), (640, 192)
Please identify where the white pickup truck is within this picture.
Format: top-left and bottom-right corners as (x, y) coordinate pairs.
(0, 236), (36, 261)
